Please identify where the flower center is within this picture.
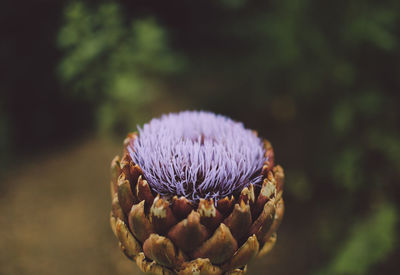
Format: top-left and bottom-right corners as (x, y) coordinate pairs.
(128, 111), (266, 203)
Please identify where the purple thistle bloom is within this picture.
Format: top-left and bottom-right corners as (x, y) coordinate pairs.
(128, 111), (266, 203)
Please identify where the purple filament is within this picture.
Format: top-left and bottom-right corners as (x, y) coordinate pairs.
(128, 111), (266, 203)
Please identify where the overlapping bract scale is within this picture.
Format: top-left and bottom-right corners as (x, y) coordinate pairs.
(110, 133), (284, 274)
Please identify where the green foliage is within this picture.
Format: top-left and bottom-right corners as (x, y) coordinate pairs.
(316, 203), (397, 275)
(331, 101), (354, 137)
(286, 169), (312, 201)
(58, 1), (184, 133)
(333, 146), (363, 191)
(345, 3), (398, 51)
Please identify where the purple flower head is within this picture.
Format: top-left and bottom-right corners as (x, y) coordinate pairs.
(128, 111), (266, 203)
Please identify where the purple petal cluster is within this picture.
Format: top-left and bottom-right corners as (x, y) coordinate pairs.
(128, 111), (266, 203)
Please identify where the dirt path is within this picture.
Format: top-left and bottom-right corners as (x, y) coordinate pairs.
(0, 138), (139, 274)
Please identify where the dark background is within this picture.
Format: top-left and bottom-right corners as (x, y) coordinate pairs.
(1, 0), (399, 274)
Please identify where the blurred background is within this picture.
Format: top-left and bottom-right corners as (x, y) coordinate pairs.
(1, 0), (399, 274)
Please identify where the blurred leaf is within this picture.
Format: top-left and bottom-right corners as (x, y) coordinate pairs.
(58, 1), (184, 134)
(355, 91), (383, 117)
(316, 203), (397, 275)
(331, 61), (355, 86)
(333, 147), (363, 191)
(286, 169), (312, 201)
(58, 2), (123, 82)
(368, 130), (400, 169)
(332, 101), (354, 137)
(345, 5), (397, 51)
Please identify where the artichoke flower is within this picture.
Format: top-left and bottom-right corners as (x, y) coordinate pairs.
(110, 111), (284, 275)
